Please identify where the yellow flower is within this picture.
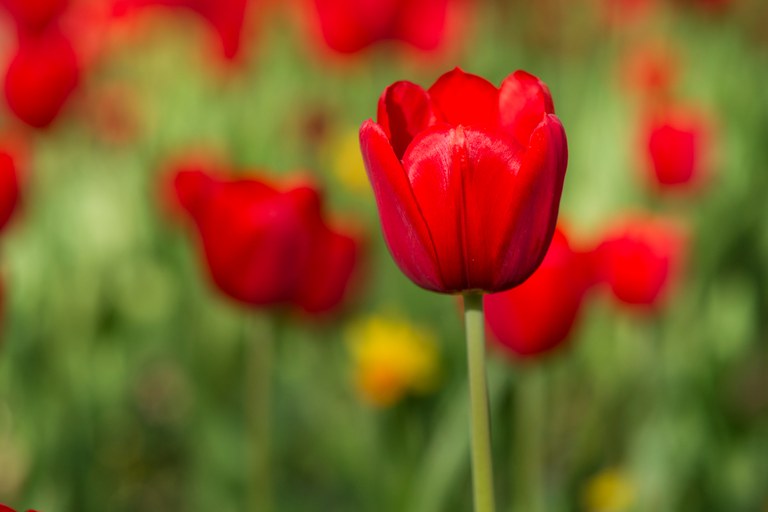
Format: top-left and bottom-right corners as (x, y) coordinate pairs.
(346, 315), (440, 407)
(330, 129), (370, 194)
(583, 467), (636, 512)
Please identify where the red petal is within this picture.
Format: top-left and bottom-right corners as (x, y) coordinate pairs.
(0, 150), (20, 232)
(393, 0), (450, 51)
(311, 0), (391, 53)
(377, 80), (441, 159)
(4, 29), (80, 129)
(498, 70), (555, 146)
(485, 228), (585, 357)
(493, 114), (568, 290)
(404, 125), (530, 291)
(359, 120), (443, 291)
(428, 68), (499, 129)
(295, 227), (358, 313)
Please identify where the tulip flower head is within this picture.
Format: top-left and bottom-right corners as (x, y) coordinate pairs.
(308, 0), (462, 54)
(3, 28), (80, 128)
(485, 227), (589, 358)
(595, 216), (685, 308)
(360, 68), (568, 294)
(346, 315), (439, 407)
(643, 106), (710, 188)
(174, 168), (359, 314)
(112, 0), (249, 60)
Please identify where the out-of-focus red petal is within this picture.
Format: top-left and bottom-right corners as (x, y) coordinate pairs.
(173, 168), (215, 215)
(295, 228), (358, 313)
(393, 0), (450, 51)
(0, 0), (68, 32)
(199, 183), (318, 305)
(0, 149), (20, 232)
(428, 68), (499, 130)
(112, 0), (247, 59)
(498, 70), (555, 147)
(360, 120), (443, 291)
(311, 0), (391, 53)
(376, 80), (441, 159)
(3, 29), (80, 128)
(493, 114), (567, 290)
(485, 228), (585, 358)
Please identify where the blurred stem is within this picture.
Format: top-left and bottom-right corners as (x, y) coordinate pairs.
(463, 292), (497, 512)
(514, 365), (545, 512)
(246, 314), (275, 512)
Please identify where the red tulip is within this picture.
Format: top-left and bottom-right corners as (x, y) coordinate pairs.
(112, 0), (248, 60)
(644, 106), (709, 188)
(594, 216), (685, 308)
(485, 227), (589, 358)
(0, 144), (20, 231)
(0, 0), (68, 33)
(360, 68), (568, 294)
(173, 168), (359, 314)
(308, 0), (462, 54)
(3, 28), (80, 128)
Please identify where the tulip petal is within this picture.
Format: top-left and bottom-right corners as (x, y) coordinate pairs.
(428, 68), (499, 129)
(360, 120), (443, 291)
(393, 0), (450, 51)
(295, 228), (358, 313)
(498, 70), (555, 146)
(494, 114), (568, 290)
(404, 125), (529, 291)
(377, 81), (441, 159)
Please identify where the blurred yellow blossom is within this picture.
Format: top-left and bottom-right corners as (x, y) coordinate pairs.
(346, 315), (440, 407)
(330, 129), (370, 194)
(583, 467), (636, 512)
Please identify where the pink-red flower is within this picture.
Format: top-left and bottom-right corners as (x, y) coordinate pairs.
(643, 106), (709, 188)
(485, 227), (590, 358)
(594, 216), (685, 308)
(360, 68), (568, 294)
(3, 28), (80, 128)
(307, 0), (464, 54)
(173, 166), (359, 314)
(112, 0), (249, 60)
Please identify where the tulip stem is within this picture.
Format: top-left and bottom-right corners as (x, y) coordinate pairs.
(463, 292), (497, 512)
(246, 314), (275, 512)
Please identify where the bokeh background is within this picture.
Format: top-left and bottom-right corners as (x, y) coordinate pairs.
(0, 0), (767, 511)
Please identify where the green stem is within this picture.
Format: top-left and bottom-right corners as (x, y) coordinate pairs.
(246, 314), (274, 512)
(514, 365), (545, 512)
(463, 292), (497, 512)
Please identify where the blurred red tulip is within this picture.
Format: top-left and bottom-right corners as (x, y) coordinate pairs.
(112, 0), (248, 60)
(360, 67), (568, 293)
(0, 0), (68, 33)
(3, 28), (80, 128)
(308, 0), (463, 54)
(0, 144), (20, 231)
(594, 216), (685, 308)
(173, 168), (359, 314)
(485, 227), (590, 358)
(643, 106), (709, 188)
